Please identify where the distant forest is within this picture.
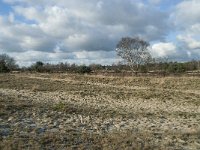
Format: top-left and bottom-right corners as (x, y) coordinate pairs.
(1, 53), (200, 76)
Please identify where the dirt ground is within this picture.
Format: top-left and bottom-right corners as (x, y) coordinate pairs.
(0, 73), (200, 149)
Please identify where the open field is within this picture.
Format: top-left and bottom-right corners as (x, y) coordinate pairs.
(0, 73), (200, 149)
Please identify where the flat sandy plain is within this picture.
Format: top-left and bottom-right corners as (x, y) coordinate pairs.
(0, 73), (200, 149)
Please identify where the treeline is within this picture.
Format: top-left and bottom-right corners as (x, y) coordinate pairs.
(10, 60), (200, 75)
(26, 61), (93, 74)
(105, 60), (200, 75)
(0, 54), (19, 73)
(1, 53), (200, 75)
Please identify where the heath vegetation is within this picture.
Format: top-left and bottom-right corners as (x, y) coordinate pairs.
(0, 73), (200, 149)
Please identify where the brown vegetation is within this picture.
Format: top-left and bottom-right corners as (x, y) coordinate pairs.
(0, 73), (200, 149)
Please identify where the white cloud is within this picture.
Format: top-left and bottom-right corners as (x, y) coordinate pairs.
(190, 24), (200, 33)
(177, 34), (200, 49)
(73, 50), (115, 59)
(172, 0), (200, 27)
(170, 0), (200, 60)
(151, 42), (177, 57)
(10, 50), (73, 66)
(14, 6), (46, 23)
(0, 0), (172, 65)
(9, 50), (116, 67)
(2, 0), (200, 65)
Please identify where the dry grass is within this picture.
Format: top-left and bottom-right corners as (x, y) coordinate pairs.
(0, 73), (200, 149)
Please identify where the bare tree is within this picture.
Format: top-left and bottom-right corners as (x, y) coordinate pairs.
(116, 37), (152, 74)
(0, 53), (18, 71)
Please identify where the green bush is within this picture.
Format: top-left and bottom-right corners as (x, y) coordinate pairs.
(0, 54), (18, 72)
(167, 63), (186, 73)
(31, 61), (44, 72)
(77, 65), (92, 74)
(139, 65), (148, 73)
(0, 60), (9, 73)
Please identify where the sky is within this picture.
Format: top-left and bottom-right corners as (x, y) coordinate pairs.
(0, 0), (200, 66)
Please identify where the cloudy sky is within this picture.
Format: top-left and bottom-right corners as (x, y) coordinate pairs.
(0, 0), (200, 66)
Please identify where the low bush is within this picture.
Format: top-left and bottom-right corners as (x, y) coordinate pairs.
(0, 60), (9, 73)
(76, 65), (92, 74)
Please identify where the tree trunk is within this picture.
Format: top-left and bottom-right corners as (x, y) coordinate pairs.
(135, 64), (139, 76)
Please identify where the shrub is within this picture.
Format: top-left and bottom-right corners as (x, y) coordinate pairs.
(139, 65), (148, 73)
(31, 61), (44, 72)
(77, 65), (92, 74)
(167, 62), (186, 73)
(0, 60), (9, 73)
(0, 54), (18, 72)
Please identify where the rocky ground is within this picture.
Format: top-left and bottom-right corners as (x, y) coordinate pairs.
(0, 73), (200, 149)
